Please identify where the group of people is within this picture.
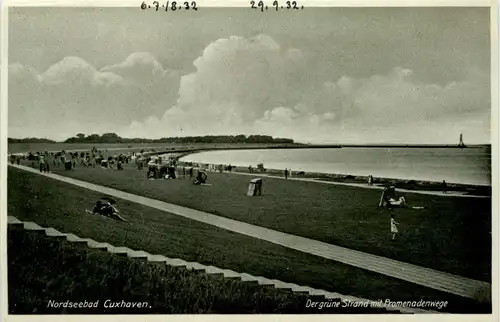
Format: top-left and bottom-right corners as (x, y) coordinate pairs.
(12, 148), (141, 173)
(38, 155), (50, 173)
(218, 164), (233, 173)
(9, 155), (21, 165)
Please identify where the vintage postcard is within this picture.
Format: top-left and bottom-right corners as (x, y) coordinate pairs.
(1, 0), (498, 320)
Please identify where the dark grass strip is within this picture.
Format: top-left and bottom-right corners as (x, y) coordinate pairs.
(8, 227), (397, 314)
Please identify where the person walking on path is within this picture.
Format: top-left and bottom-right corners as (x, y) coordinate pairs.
(284, 168), (289, 179)
(390, 214), (399, 240)
(442, 180), (447, 194)
(368, 175), (373, 186)
(39, 156), (45, 173)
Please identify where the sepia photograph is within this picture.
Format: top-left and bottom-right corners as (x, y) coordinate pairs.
(4, 3), (495, 316)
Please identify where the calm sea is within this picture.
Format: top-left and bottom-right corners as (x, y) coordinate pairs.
(180, 147), (492, 186)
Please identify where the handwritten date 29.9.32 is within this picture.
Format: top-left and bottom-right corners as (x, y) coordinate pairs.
(141, 1), (198, 11)
(250, 0), (304, 11)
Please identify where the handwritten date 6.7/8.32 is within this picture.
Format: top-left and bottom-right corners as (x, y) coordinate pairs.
(141, 1), (198, 11)
(250, 0), (304, 11)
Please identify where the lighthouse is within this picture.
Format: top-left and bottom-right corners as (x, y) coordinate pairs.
(458, 133), (466, 148)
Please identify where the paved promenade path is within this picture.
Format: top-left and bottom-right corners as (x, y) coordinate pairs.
(9, 164), (491, 302)
(230, 171), (490, 198)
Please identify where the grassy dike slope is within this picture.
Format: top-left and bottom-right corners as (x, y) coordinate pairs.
(17, 160), (491, 282)
(7, 167), (489, 313)
(10, 227), (398, 314)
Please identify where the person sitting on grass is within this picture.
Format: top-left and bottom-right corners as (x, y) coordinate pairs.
(378, 186), (427, 209)
(390, 214), (399, 240)
(378, 186), (407, 208)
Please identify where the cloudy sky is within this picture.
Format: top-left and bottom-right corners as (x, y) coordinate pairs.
(8, 7), (491, 144)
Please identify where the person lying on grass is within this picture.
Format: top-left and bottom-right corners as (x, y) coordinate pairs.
(88, 198), (127, 222)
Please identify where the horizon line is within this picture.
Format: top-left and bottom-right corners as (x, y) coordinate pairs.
(7, 138), (491, 146)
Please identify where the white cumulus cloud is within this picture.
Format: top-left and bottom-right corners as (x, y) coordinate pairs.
(9, 53), (180, 140)
(8, 34), (490, 144)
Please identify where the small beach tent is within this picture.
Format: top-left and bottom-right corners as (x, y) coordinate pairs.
(147, 163), (159, 178)
(378, 186), (395, 207)
(378, 186), (407, 208)
(158, 164), (173, 178)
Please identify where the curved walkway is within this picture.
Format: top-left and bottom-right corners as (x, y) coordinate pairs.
(230, 171), (490, 198)
(9, 146), (489, 198)
(8, 164), (491, 302)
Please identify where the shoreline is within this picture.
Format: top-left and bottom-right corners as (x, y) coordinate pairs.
(8, 144), (491, 196)
(164, 150), (491, 192)
(175, 160), (491, 197)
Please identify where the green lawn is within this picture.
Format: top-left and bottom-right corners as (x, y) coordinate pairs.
(8, 167), (489, 313)
(11, 227), (395, 314)
(15, 160), (491, 282)
(230, 167), (491, 196)
(10, 226), (407, 314)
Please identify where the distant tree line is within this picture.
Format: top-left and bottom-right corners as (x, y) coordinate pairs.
(10, 133), (294, 144)
(8, 138), (56, 143)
